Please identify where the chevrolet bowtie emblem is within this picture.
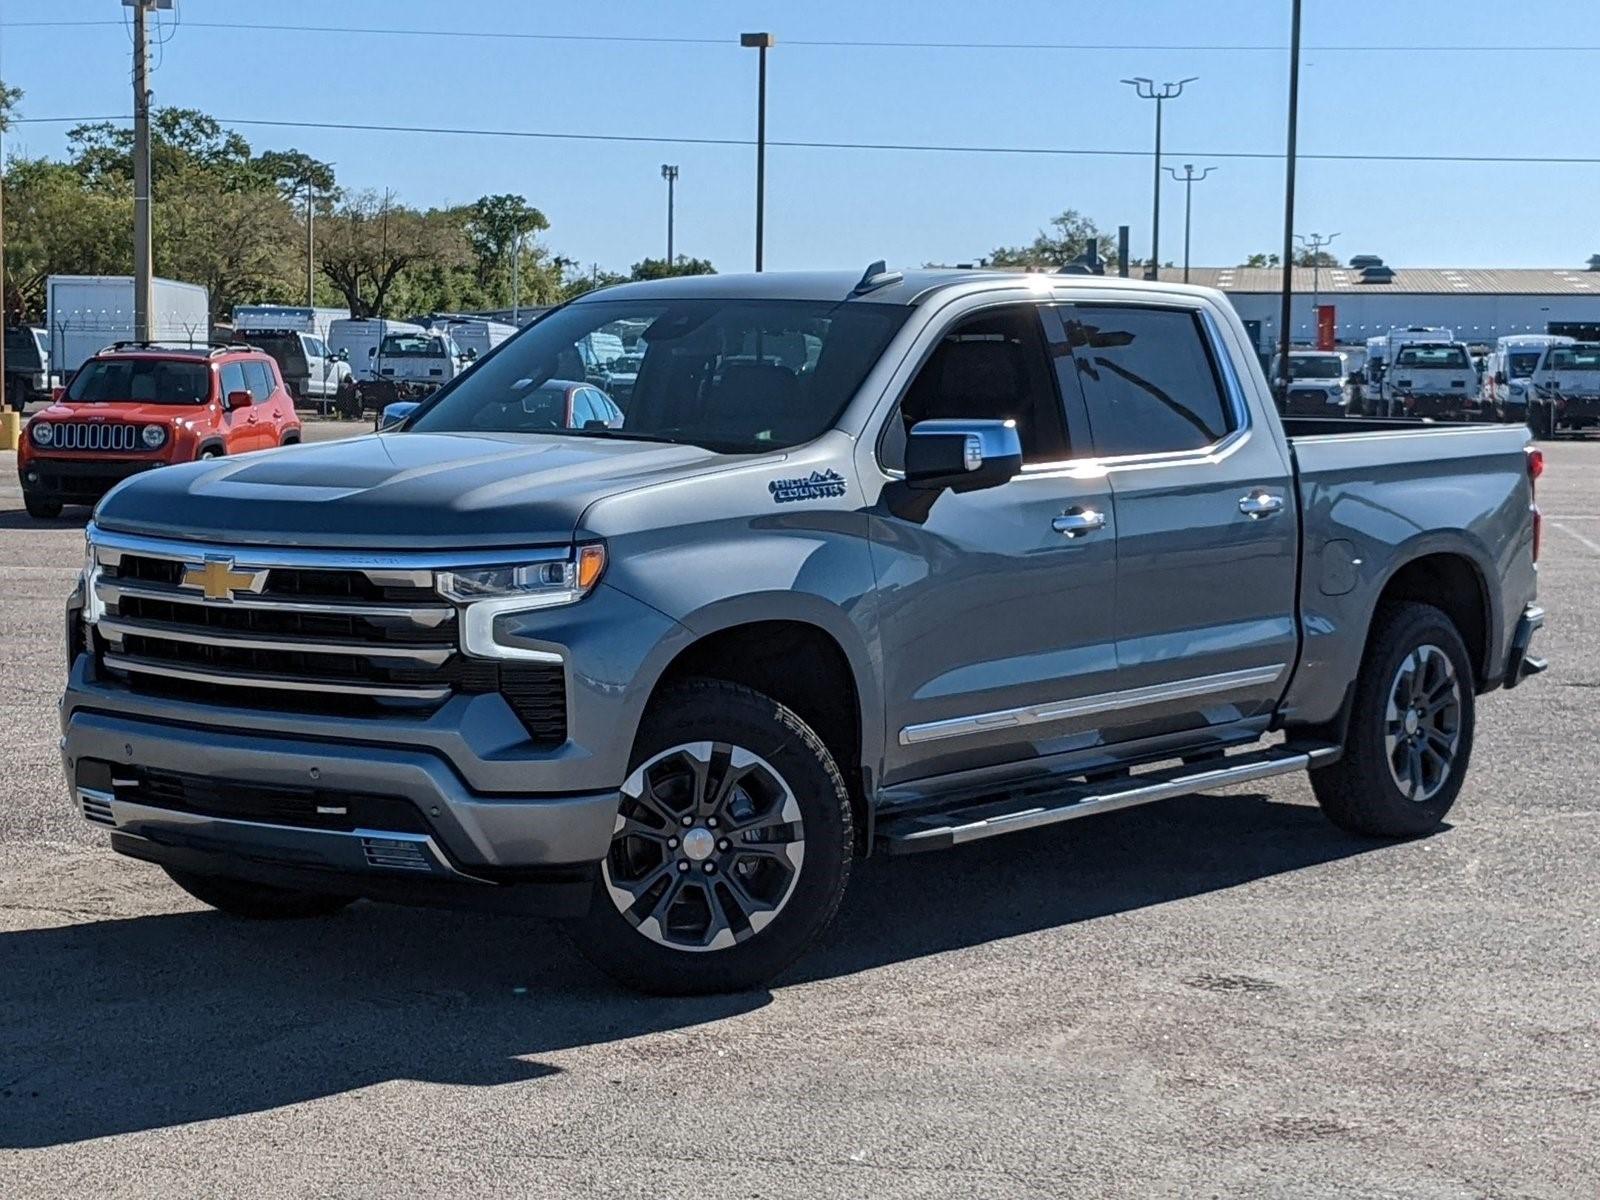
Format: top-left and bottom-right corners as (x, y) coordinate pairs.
(184, 557), (263, 602)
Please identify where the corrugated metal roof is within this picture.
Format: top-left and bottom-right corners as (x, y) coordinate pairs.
(1157, 267), (1600, 294)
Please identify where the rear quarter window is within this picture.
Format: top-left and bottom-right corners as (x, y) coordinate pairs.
(244, 359), (275, 401)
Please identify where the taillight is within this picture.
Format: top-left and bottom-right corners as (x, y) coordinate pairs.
(1527, 446), (1543, 562)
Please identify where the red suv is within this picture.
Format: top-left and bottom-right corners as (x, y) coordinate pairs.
(18, 343), (302, 519)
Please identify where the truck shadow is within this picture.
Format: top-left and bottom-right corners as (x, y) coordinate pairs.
(0, 790), (1394, 1148)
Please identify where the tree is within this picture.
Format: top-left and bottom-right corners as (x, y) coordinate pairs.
(316, 191), (469, 317)
(989, 210), (1115, 270)
(2, 157), (129, 322)
(67, 108), (261, 193)
(156, 165), (302, 319)
(0, 79), (20, 134)
(1242, 249), (1338, 268)
(628, 256), (716, 281)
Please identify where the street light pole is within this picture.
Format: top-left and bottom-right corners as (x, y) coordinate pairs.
(741, 33), (775, 271)
(1122, 76), (1196, 280)
(1294, 231), (1340, 328)
(1164, 163), (1216, 284)
(1277, 0), (1303, 398)
(131, 0), (156, 342)
(660, 164), (678, 265)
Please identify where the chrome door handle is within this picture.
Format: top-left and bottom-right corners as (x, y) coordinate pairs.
(1238, 490), (1285, 518)
(1052, 507), (1107, 537)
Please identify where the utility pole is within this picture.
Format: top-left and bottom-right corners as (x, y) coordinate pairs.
(660, 164), (678, 266)
(1277, 0), (1303, 398)
(1164, 164), (1216, 284)
(129, 0), (162, 342)
(741, 33), (775, 271)
(1121, 76), (1196, 280)
(1295, 230), (1340, 330)
(304, 177), (315, 307)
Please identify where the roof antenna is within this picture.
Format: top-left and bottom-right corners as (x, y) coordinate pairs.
(852, 260), (902, 295)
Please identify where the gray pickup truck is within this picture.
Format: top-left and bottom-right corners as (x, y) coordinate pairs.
(61, 267), (1547, 993)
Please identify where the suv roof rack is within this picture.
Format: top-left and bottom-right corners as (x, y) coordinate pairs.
(851, 260), (903, 296)
(101, 340), (260, 359)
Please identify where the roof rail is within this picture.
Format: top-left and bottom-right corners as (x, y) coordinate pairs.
(851, 260), (903, 296)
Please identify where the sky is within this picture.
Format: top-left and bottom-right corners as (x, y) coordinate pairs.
(2, 0), (1599, 279)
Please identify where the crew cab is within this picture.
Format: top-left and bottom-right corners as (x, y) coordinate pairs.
(1385, 341), (1483, 420)
(59, 269), (1545, 993)
(19, 342), (301, 519)
(1525, 340), (1600, 438)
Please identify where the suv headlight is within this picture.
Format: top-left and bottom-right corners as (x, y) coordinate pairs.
(438, 544), (606, 660)
(141, 424), (168, 449)
(31, 420), (55, 447)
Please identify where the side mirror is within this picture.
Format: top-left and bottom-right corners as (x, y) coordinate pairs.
(368, 346), (377, 357)
(904, 418), (1022, 493)
(1495, 371), (1507, 386)
(464, 347), (478, 361)
(376, 401), (419, 432)
(226, 389), (254, 409)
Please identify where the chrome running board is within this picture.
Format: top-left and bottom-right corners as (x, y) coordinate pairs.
(876, 742), (1340, 855)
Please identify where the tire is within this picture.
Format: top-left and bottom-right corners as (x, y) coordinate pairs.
(198, 447), (223, 460)
(24, 493), (63, 519)
(163, 867), (356, 919)
(566, 680), (854, 995)
(1531, 403), (1556, 440)
(1310, 602), (1476, 838)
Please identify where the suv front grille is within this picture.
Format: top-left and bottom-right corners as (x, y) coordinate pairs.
(89, 538), (567, 743)
(47, 422), (142, 452)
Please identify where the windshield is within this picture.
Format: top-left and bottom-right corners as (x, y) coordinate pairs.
(408, 298), (910, 453)
(1395, 345), (1469, 369)
(1507, 351), (1543, 376)
(380, 333), (452, 358)
(66, 358), (211, 405)
(1547, 345), (1600, 371)
(1289, 356), (1342, 379)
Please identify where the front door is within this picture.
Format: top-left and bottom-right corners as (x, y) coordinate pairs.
(1058, 301), (1299, 739)
(869, 302), (1120, 787)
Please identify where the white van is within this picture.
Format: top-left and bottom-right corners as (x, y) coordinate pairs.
(1484, 334), (1573, 423)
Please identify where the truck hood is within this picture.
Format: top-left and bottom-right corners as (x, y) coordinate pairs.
(92, 431), (721, 549)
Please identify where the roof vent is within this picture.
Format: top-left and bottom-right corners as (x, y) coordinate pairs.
(1586, 254), (1600, 272)
(1348, 254), (1384, 269)
(1358, 264), (1396, 284)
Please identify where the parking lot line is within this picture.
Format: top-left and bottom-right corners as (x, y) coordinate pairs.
(1551, 521), (1600, 556)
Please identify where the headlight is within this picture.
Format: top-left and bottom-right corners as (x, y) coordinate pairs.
(81, 535), (105, 625)
(31, 420), (55, 447)
(141, 424), (167, 449)
(438, 544), (606, 660)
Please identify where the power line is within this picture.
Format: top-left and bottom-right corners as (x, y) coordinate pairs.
(15, 113), (1600, 167)
(1, 19), (1599, 52)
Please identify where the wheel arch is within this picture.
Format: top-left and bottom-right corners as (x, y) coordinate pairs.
(1371, 548), (1494, 691)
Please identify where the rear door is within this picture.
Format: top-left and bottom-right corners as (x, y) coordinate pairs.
(1059, 301), (1299, 739)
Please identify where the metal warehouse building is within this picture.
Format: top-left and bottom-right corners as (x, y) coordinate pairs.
(1155, 262), (1600, 351)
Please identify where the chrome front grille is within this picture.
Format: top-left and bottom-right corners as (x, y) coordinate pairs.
(85, 534), (472, 703)
(84, 528), (570, 741)
(49, 422), (141, 452)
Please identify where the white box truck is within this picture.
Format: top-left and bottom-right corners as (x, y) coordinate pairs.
(46, 276), (210, 376)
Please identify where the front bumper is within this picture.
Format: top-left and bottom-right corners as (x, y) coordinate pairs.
(1550, 395), (1600, 426)
(1399, 393), (1485, 420)
(21, 455), (168, 504)
(1282, 389), (1347, 416)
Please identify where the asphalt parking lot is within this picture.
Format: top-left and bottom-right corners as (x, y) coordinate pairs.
(1, 429), (1597, 1198)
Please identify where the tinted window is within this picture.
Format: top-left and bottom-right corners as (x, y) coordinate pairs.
(410, 298), (909, 454)
(1395, 345), (1468, 369)
(244, 360), (275, 401)
(1548, 345), (1600, 370)
(885, 305), (1070, 469)
(4, 328), (43, 368)
(220, 362), (249, 401)
(67, 358), (211, 405)
(1066, 306), (1232, 457)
